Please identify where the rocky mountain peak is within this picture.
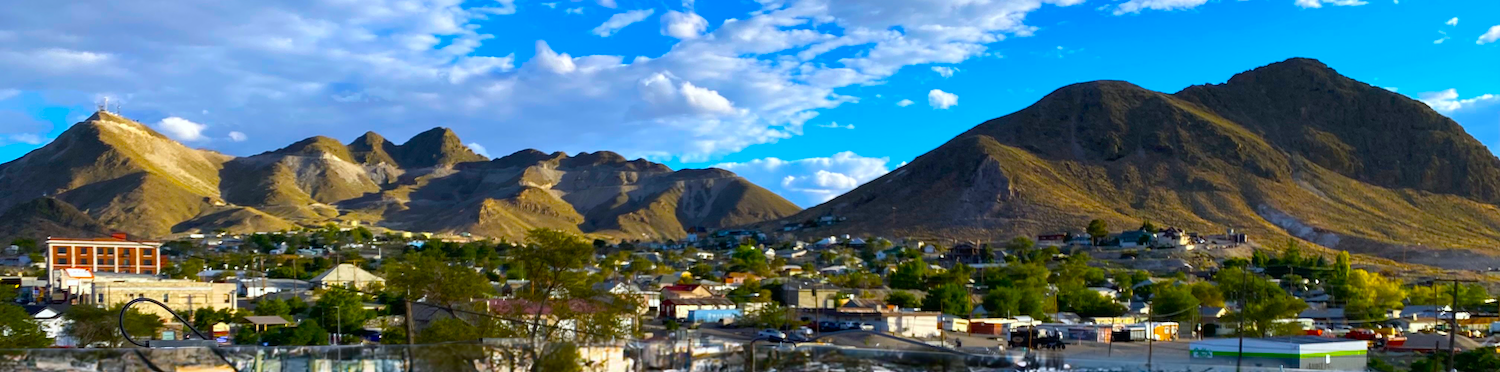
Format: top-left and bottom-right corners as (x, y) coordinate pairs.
(394, 127), (487, 168)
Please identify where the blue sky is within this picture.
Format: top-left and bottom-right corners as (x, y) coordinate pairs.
(1, 0), (1497, 207)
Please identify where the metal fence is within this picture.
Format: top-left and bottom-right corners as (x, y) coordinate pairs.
(0, 338), (1381, 372)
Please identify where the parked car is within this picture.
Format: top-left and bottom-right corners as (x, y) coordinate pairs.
(817, 321), (839, 331)
(787, 333), (811, 343)
(795, 326), (814, 336)
(838, 321), (860, 330)
(858, 323), (876, 331)
(758, 329), (787, 341)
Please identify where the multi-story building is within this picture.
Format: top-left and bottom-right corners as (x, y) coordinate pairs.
(45, 235), (166, 280)
(85, 276), (238, 319)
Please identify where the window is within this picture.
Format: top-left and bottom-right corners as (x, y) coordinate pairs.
(123, 260), (132, 266)
(103, 258), (113, 265)
(122, 248), (133, 255)
(143, 249), (154, 256)
(224, 294), (231, 303)
(80, 247), (90, 254)
(105, 247), (114, 254)
(143, 259), (154, 266)
(142, 269), (154, 274)
(57, 258), (68, 264)
(97, 294), (104, 302)
(55, 247), (67, 254)
(80, 258), (90, 265)
(163, 294), (169, 302)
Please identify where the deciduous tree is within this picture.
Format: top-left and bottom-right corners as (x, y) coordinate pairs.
(0, 303), (50, 348)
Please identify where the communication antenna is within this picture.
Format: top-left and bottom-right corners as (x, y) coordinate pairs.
(99, 97), (109, 113)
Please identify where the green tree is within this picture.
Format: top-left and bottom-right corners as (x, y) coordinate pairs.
(262, 319), (329, 346)
(1189, 281), (1225, 307)
(888, 257), (928, 290)
(536, 341), (585, 372)
(920, 283), (973, 316)
(1005, 237), (1035, 254)
(9, 238), (38, 252)
(0, 303), (51, 348)
(191, 308), (237, 331)
(1216, 267), (1308, 337)
(1086, 219), (1109, 245)
(982, 286), (1045, 319)
(311, 289), (374, 341)
(66, 304), (165, 347)
(386, 249), (495, 309)
(1148, 282), (1199, 322)
(487, 229), (633, 360)
(1139, 220), (1158, 234)
(1408, 283), (1491, 310)
(254, 298), (293, 320)
(741, 302), (796, 330)
(166, 257), (207, 280)
(1342, 269), (1405, 321)
(727, 245), (771, 276)
(1327, 251), (1352, 300)
(688, 263), (718, 281)
(885, 291), (919, 308)
(1056, 284), (1126, 317)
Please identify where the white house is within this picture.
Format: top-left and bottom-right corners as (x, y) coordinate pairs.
(25, 305), (73, 347)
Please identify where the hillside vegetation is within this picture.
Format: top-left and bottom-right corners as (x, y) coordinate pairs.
(770, 58), (1500, 268)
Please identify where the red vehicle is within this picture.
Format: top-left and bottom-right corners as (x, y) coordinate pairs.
(1345, 329), (1380, 341)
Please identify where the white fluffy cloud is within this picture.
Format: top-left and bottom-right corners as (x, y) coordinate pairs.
(817, 122), (855, 129)
(1419, 89), (1499, 113)
(1114, 0), (1210, 15)
(1418, 89), (1500, 150)
(928, 89), (958, 109)
(5, 133), (45, 145)
(713, 151), (891, 206)
(1295, 0), (1368, 8)
(1480, 25), (1500, 45)
(896, 99), (915, 107)
(156, 117), (209, 142)
(1446, 17), (1459, 26)
(931, 66), (959, 78)
(592, 9), (655, 37)
(466, 143), (490, 157)
(661, 11), (709, 39)
(227, 131), (248, 142)
(0, 0), (1083, 163)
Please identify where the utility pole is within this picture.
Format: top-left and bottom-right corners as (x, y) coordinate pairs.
(1236, 266), (1247, 372)
(1450, 281), (1458, 372)
(1146, 303), (1154, 371)
(405, 289), (417, 344)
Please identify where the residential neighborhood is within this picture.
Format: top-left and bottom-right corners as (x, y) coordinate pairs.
(3, 218), (1499, 371)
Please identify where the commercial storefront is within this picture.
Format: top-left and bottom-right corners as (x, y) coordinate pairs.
(1189, 336), (1367, 371)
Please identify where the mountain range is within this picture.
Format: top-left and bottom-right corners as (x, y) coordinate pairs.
(0, 113), (800, 242)
(771, 58), (1500, 266)
(4, 57), (1498, 270)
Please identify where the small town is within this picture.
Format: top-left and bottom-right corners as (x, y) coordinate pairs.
(2, 217), (1496, 371)
(3, 1), (1499, 371)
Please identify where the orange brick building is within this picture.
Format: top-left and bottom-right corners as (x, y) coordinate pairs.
(45, 234), (167, 278)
